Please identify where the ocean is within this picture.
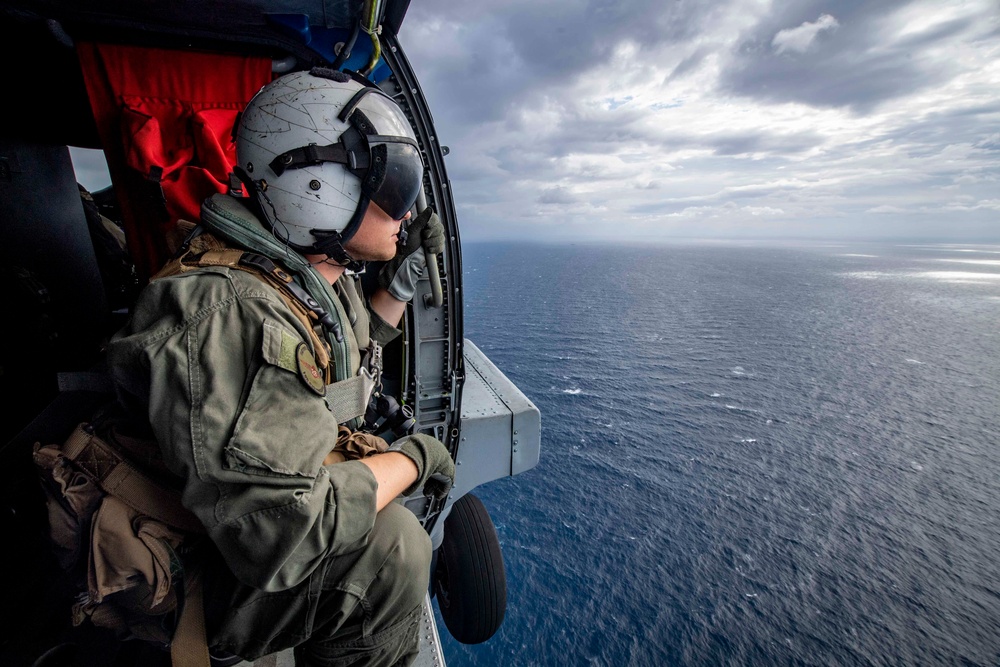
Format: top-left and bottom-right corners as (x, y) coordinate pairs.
(436, 241), (1000, 667)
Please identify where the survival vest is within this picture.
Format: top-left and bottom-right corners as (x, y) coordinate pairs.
(156, 224), (382, 427)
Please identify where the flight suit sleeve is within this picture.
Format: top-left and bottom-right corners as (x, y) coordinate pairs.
(108, 268), (378, 592)
(368, 302), (402, 346)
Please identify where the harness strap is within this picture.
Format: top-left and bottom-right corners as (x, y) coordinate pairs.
(155, 233), (378, 425)
(327, 368), (378, 425)
(61, 424), (205, 534)
(170, 565), (211, 667)
(187, 248), (335, 384)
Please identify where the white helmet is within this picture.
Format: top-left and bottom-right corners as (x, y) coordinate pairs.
(235, 68), (423, 260)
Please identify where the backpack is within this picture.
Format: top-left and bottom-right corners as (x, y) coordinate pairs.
(32, 408), (212, 666)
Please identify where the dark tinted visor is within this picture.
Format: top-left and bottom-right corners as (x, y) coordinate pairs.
(368, 140), (424, 220)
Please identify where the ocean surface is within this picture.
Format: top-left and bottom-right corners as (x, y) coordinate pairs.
(436, 241), (1000, 667)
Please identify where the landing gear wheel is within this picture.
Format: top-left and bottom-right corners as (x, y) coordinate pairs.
(434, 493), (507, 644)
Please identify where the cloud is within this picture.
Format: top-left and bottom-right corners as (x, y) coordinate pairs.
(537, 186), (579, 205)
(69, 148), (112, 192)
(706, 131), (823, 157)
(974, 133), (1000, 150)
(942, 199), (1000, 212)
(718, 0), (995, 112)
(772, 14), (840, 55)
(398, 0), (1000, 242)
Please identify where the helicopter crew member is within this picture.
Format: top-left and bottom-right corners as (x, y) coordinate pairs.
(106, 68), (454, 666)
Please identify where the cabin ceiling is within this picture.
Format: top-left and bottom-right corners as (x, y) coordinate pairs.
(0, 0), (411, 147)
(0, 0), (411, 50)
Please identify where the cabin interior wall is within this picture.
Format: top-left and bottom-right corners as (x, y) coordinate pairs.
(2, 15), (101, 149)
(0, 140), (111, 444)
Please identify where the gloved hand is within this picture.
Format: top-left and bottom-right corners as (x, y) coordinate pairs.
(377, 207), (445, 303)
(388, 432), (455, 499)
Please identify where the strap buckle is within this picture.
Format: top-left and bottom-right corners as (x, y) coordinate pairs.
(368, 343), (383, 396)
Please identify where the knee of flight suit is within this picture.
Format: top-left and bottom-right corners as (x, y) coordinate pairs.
(291, 505), (432, 666)
(366, 503), (433, 623)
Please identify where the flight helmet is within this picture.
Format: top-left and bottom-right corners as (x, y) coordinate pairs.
(235, 68), (423, 263)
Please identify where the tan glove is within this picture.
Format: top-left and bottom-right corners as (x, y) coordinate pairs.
(323, 426), (388, 465)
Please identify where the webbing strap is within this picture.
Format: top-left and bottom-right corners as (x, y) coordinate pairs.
(190, 248), (245, 268)
(156, 233), (376, 422)
(194, 248), (334, 381)
(170, 566), (211, 667)
(200, 196), (359, 381)
(61, 425), (205, 534)
(327, 368), (377, 425)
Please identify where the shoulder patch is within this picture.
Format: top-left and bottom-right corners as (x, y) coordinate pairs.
(262, 319), (327, 395)
(261, 319), (302, 373)
(296, 343), (326, 396)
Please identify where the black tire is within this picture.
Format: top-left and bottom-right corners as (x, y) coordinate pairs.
(434, 493), (507, 644)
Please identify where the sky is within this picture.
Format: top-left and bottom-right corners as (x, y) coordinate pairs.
(396, 0), (1000, 243)
(70, 0), (1000, 244)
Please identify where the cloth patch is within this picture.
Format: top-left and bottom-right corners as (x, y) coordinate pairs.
(296, 343), (326, 396)
(261, 319), (306, 375)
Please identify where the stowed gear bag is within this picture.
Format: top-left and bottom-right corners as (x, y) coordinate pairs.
(33, 409), (212, 665)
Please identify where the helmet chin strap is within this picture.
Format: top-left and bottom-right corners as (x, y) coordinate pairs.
(311, 196), (370, 274)
(313, 238), (367, 275)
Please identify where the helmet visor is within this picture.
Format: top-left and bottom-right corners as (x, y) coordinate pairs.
(367, 139), (424, 220)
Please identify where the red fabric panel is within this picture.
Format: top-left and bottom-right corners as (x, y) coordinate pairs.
(77, 43), (271, 282)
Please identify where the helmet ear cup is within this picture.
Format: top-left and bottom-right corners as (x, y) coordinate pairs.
(234, 69), (422, 254)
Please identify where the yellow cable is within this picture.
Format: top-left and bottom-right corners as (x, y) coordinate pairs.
(361, 0), (382, 76)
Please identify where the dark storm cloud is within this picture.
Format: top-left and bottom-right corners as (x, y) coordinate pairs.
(401, 0), (720, 125)
(398, 0), (1000, 242)
(718, 0), (986, 112)
(408, 0), (706, 74)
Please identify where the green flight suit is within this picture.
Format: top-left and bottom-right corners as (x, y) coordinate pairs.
(106, 194), (431, 665)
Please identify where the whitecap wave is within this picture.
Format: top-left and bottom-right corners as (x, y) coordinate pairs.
(935, 259), (1000, 266)
(844, 271), (891, 280)
(562, 388), (582, 395)
(913, 271), (1000, 282)
(726, 405), (760, 414)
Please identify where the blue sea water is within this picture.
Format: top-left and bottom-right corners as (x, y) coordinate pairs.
(437, 241), (1000, 667)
